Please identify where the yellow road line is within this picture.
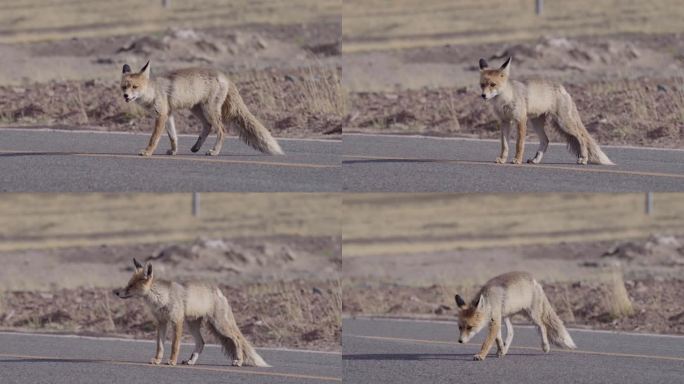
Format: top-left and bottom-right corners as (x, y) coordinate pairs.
(347, 334), (684, 362)
(343, 155), (684, 179)
(0, 352), (342, 382)
(0, 150), (336, 169)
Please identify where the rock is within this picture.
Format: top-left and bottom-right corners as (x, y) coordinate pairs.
(312, 287), (323, 295)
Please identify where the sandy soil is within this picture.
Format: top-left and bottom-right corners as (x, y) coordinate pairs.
(343, 235), (684, 335)
(0, 235), (341, 351)
(344, 33), (684, 148)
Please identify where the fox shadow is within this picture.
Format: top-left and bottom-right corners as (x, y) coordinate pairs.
(343, 158), (580, 166)
(343, 353), (475, 362)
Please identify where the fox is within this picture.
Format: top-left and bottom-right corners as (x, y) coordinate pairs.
(478, 57), (613, 165)
(455, 271), (576, 361)
(120, 61), (284, 157)
(113, 258), (269, 367)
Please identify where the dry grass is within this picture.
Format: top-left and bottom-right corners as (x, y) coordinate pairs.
(343, 0), (684, 52)
(0, 193), (341, 252)
(343, 193), (684, 258)
(601, 267), (635, 319)
(0, 0), (340, 43)
(238, 66), (346, 119)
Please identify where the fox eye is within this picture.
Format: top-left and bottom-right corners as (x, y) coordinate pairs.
(466, 325), (473, 331)
(489, 82), (496, 87)
(458, 326), (463, 330)
(132, 85), (139, 89)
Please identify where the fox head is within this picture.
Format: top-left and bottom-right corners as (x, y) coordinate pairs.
(120, 61), (151, 103)
(478, 57), (511, 100)
(455, 294), (488, 344)
(113, 258), (154, 299)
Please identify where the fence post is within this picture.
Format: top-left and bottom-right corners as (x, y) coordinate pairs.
(535, 0), (543, 15)
(192, 192), (200, 217)
(645, 192), (653, 215)
(162, 0), (170, 8)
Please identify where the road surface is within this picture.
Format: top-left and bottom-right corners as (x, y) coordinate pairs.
(0, 332), (341, 384)
(0, 129), (340, 192)
(343, 317), (684, 384)
(343, 134), (684, 192)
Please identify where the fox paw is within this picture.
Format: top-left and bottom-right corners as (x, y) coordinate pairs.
(181, 360), (195, 366)
(205, 149), (219, 156)
(577, 157), (588, 165)
(191, 145), (201, 153)
(510, 158), (523, 165)
(527, 157), (541, 164)
(166, 149), (177, 156)
(138, 149), (153, 157)
(149, 358), (162, 365)
(542, 343), (550, 353)
(496, 350), (506, 358)
(232, 359), (243, 367)
(495, 157), (507, 164)
(166, 360), (177, 366)
(473, 354), (485, 361)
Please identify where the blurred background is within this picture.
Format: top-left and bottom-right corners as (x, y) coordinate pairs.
(0, 193), (341, 351)
(0, 0), (344, 138)
(343, 193), (684, 334)
(342, 0), (684, 148)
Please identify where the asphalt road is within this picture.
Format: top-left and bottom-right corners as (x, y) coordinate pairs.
(343, 317), (684, 384)
(343, 134), (684, 192)
(0, 129), (340, 192)
(0, 332), (341, 384)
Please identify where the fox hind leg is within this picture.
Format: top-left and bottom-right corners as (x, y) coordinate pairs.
(190, 105), (211, 153)
(527, 115), (549, 164)
(502, 317), (514, 355)
(182, 318), (204, 365)
(526, 307), (550, 353)
(166, 115), (178, 156)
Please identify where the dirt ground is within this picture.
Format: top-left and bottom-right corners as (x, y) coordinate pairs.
(343, 234), (684, 335)
(344, 33), (684, 148)
(0, 235), (341, 351)
(0, 15), (343, 138)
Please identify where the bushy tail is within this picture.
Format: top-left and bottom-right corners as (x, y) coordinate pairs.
(554, 88), (614, 165)
(207, 290), (270, 367)
(223, 83), (284, 155)
(585, 136), (614, 165)
(536, 282), (577, 349)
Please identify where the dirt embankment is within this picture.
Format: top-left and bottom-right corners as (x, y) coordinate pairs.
(343, 235), (684, 335)
(0, 236), (342, 351)
(345, 34), (684, 148)
(0, 23), (344, 138)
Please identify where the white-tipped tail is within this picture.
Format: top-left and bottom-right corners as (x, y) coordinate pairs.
(536, 282), (577, 349)
(587, 137), (615, 165)
(224, 84), (284, 155)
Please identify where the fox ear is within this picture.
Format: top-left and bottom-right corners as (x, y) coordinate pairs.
(455, 294), (467, 309)
(133, 258), (143, 270)
(475, 294), (486, 310)
(478, 58), (489, 70)
(500, 57), (511, 76)
(140, 61), (150, 78)
(144, 263), (153, 279)
(122, 64), (131, 74)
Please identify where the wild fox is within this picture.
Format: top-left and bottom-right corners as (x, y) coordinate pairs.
(113, 258), (269, 367)
(479, 57), (613, 165)
(120, 61), (283, 157)
(455, 271), (576, 361)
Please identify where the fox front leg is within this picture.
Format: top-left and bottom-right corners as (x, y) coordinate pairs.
(511, 118), (527, 164)
(496, 120), (511, 164)
(474, 319), (501, 361)
(150, 321), (167, 365)
(167, 321), (184, 366)
(139, 114), (168, 157)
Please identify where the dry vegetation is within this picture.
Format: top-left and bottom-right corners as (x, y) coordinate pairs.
(0, 66), (344, 137)
(343, 276), (684, 335)
(343, 0), (684, 52)
(343, 193), (684, 258)
(0, 0), (340, 43)
(1, 280), (341, 351)
(0, 193), (341, 252)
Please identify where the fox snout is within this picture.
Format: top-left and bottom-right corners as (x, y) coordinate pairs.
(123, 94), (130, 102)
(481, 94), (487, 100)
(113, 288), (129, 298)
(458, 339), (464, 343)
